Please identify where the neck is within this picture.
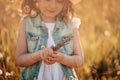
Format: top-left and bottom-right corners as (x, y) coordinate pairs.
(40, 14), (56, 23)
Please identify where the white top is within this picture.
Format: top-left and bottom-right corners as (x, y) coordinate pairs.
(37, 18), (80, 80)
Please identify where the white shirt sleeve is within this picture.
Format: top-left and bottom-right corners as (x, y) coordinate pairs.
(72, 17), (81, 28)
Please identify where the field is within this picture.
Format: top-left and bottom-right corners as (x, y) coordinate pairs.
(0, 0), (120, 80)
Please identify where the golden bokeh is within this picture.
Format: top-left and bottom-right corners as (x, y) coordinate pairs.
(0, 0), (120, 80)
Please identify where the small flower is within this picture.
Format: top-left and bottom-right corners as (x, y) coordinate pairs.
(0, 52), (3, 60)
(11, 13), (16, 18)
(6, 72), (11, 77)
(0, 69), (3, 75)
(104, 30), (111, 36)
(5, 5), (10, 12)
(30, 10), (37, 17)
(117, 71), (120, 75)
(10, 71), (14, 76)
(6, 56), (11, 62)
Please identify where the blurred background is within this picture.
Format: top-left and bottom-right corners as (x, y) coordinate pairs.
(0, 0), (120, 80)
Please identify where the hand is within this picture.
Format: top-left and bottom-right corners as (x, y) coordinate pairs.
(53, 51), (64, 63)
(41, 47), (56, 65)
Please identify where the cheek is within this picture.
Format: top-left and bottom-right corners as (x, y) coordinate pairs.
(58, 6), (64, 13)
(38, 2), (46, 10)
(38, 5), (45, 12)
(57, 4), (63, 11)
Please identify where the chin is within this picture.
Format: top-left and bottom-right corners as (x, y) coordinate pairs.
(46, 15), (56, 19)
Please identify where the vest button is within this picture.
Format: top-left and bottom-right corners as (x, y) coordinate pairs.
(31, 37), (35, 41)
(69, 76), (74, 80)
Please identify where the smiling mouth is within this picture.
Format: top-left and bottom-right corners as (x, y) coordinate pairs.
(47, 10), (56, 13)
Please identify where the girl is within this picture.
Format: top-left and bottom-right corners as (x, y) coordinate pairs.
(16, 0), (84, 80)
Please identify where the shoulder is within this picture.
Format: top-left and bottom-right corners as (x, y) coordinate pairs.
(20, 15), (36, 23)
(72, 17), (81, 28)
(19, 15), (29, 24)
(18, 16), (29, 32)
(19, 15), (34, 27)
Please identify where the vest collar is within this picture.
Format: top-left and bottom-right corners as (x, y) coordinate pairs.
(31, 15), (66, 29)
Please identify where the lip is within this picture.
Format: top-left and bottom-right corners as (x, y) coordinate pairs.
(47, 10), (56, 13)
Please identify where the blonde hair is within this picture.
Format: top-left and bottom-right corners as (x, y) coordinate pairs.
(21, 0), (74, 23)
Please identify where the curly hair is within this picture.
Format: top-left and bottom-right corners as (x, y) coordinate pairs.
(20, 0), (74, 23)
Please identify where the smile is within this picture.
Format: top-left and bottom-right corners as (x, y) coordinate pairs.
(47, 10), (56, 13)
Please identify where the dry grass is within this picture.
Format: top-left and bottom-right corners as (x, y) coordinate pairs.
(0, 0), (120, 80)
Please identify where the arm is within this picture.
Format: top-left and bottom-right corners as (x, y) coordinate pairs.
(54, 28), (84, 68)
(16, 20), (43, 67)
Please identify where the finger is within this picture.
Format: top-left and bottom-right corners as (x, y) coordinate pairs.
(48, 47), (54, 54)
(54, 51), (58, 54)
(49, 61), (56, 64)
(51, 45), (55, 50)
(53, 58), (57, 62)
(40, 52), (45, 60)
(44, 59), (54, 65)
(44, 58), (50, 64)
(43, 52), (47, 58)
(43, 49), (50, 57)
(44, 57), (56, 64)
(49, 54), (57, 59)
(41, 55), (44, 59)
(46, 60), (56, 64)
(47, 56), (55, 61)
(44, 61), (55, 65)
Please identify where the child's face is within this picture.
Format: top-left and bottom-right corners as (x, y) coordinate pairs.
(38, 0), (64, 20)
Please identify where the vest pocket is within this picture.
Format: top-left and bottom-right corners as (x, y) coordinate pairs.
(26, 32), (39, 52)
(64, 42), (73, 55)
(61, 35), (73, 55)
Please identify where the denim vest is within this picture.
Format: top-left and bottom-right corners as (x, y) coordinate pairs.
(20, 15), (78, 80)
